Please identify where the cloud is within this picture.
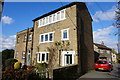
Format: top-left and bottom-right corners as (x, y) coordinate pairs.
(1, 16), (14, 24)
(93, 26), (118, 52)
(0, 35), (16, 51)
(92, 6), (116, 22)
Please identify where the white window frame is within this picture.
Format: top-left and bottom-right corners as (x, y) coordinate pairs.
(22, 51), (25, 59)
(37, 52), (49, 63)
(61, 51), (75, 66)
(38, 9), (66, 28)
(23, 34), (27, 42)
(29, 34), (32, 41)
(39, 32), (54, 43)
(61, 28), (69, 40)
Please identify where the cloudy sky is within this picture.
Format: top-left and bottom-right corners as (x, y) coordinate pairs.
(1, 2), (118, 52)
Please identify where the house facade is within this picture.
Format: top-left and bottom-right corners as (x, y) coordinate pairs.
(14, 28), (34, 66)
(14, 2), (94, 73)
(94, 43), (112, 62)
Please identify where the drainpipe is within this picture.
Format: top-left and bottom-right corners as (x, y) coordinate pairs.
(24, 28), (29, 65)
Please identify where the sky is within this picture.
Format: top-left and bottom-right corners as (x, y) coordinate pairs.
(1, 2), (119, 52)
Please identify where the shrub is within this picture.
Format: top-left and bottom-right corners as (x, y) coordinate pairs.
(14, 62), (22, 69)
(5, 58), (18, 70)
(35, 63), (48, 71)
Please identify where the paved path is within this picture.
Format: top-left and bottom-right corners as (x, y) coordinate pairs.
(77, 63), (120, 80)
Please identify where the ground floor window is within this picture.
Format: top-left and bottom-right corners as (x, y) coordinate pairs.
(37, 52), (49, 63)
(62, 51), (75, 66)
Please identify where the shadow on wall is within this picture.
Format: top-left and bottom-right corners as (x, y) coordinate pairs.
(94, 51), (100, 62)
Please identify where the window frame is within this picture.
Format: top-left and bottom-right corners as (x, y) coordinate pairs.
(37, 52), (49, 63)
(40, 32), (54, 43)
(22, 51), (25, 59)
(61, 28), (69, 40)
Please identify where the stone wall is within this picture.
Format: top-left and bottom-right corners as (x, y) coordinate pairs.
(53, 65), (80, 80)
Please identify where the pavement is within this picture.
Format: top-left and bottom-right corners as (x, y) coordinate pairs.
(77, 63), (120, 80)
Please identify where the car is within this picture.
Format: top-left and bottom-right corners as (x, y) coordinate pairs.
(94, 60), (113, 72)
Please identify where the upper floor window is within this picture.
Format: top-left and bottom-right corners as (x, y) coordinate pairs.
(23, 34), (27, 42)
(57, 12), (60, 20)
(29, 34), (32, 41)
(61, 28), (69, 40)
(40, 32), (54, 43)
(38, 9), (66, 27)
(17, 36), (20, 43)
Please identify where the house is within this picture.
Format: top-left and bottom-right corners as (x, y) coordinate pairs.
(94, 43), (112, 62)
(14, 28), (34, 66)
(14, 2), (94, 73)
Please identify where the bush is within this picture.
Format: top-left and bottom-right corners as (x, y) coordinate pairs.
(35, 63), (48, 71)
(2, 69), (41, 80)
(5, 58), (18, 70)
(14, 62), (22, 69)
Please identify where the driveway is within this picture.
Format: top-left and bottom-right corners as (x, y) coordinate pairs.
(77, 63), (120, 80)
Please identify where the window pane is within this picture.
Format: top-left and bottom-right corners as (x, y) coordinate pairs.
(66, 55), (72, 64)
(49, 16), (52, 23)
(42, 54), (45, 61)
(61, 10), (64, 19)
(41, 35), (44, 42)
(63, 30), (67, 39)
(49, 33), (53, 41)
(45, 34), (48, 41)
(39, 54), (40, 61)
(53, 14), (56, 21)
(46, 53), (48, 61)
(57, 12), (60, 20)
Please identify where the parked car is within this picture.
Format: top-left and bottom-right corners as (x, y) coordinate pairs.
(94, 60), (113, 72)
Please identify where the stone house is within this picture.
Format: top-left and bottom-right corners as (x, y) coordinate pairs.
(14, 2), (94, 73)
(94, 43), (112, 62)
(14, 28), (34, 66)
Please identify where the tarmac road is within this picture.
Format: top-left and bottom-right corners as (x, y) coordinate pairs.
(77, 63), (120, 80)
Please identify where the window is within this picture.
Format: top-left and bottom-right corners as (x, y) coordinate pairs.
(42, 54), (45, 61)
(40, 35), (44, 42)
(38, 9), (66, 28)
(22, 51), (25, 59)
(61, 9), (65, 19)
(61, 28), (69, 40)
(29, 34), (32, 41)
(49, 33), (53, 41)
(23, 35), (27, 42)
(37, 52), (49, 63)
(49, 15), (52, 23)
(17, 36), (20, 43)
(46, 16), (49, 24)
(57, 12), (60, 20)
(45, 34), (48, 41)
(40, 32), (54, 43)
(53, 14), (56, 21)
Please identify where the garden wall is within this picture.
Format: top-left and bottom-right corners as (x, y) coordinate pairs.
(53, 64), (80, 80)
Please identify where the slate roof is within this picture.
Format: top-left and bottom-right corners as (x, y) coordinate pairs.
(94, 43), (112, 50)
(32, 2), (92, 21)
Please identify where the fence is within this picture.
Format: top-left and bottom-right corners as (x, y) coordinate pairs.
(36, 69), (50, 80)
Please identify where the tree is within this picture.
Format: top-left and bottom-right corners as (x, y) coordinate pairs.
(2, 49), (14, 67)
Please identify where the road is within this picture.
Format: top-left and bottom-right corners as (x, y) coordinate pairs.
(77, 63), (120, 79)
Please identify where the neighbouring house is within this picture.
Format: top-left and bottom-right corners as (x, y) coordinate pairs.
(111, 51), (117, 63)
(14, 28), (34, 66)
(94, 43), (112, 62)
(14, 2), (94, 75)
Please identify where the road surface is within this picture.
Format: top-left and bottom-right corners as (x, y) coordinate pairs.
(77, 63), (120, 80)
